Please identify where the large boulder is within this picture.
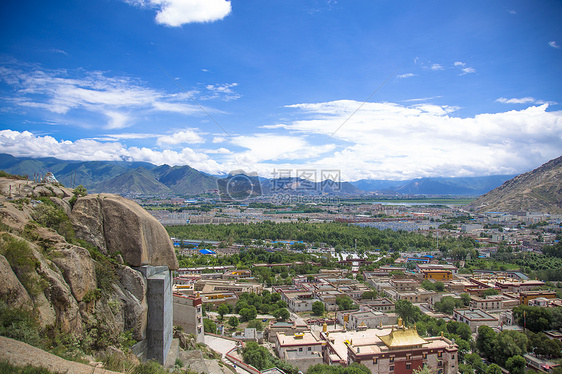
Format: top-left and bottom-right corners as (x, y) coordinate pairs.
(71, 194), (178, 270)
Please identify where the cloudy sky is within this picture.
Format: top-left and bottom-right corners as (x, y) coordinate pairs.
(1, 0), (561, 181)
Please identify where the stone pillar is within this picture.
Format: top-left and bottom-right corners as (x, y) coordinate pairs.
(136, 265), (173, 365)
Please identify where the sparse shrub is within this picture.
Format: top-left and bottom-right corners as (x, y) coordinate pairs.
(31, 200), (75, 243)
(100, 350), (136, 373)
(82, 288), (102, 303)
(0, 301), (41, 347)
(174, 358), (184, 368)
(0, 234), (45, 298)
(0, 170), (28, 180)
(133, 360), (169, 374)
(0, 360), (55, 374)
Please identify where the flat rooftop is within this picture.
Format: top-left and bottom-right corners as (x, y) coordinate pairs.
(455, 309), (497, 320)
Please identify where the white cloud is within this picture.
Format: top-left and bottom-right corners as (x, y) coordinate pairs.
(48, 49), (68, 55)
(0, 129), (223, 174)
(152, 101), (201, 115)
(275, 100), (562, 180)
(3, 95), (561, 181)
(402, 96), (442, 103)
(127, 0), (232, 27)
(548, 41), (561, 49)
(0, 62), (230, 129)
(202, 83), (241, 101)
(397, 73), (415, 79)
(496, 97), (537, 104)
(157, 129), (205, 145)
(508, 9), (517, 14)
(430, 64), (444, 71)
(228, 134), (335, 164)
(93, 133), (157, 141)
(453, 62), (475, 75)
(203, 147), (232, 154)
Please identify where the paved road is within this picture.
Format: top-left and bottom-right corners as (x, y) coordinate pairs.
(204, 334), (250, 374)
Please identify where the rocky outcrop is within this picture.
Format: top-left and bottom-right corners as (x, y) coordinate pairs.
(0, 254), (32, 309)
(51, 245), (97, 302)
(0, 177), (177, 358)
(468, 155), (562, 213)
(34, 246), (84, 335)
(71, 194), (178, 270)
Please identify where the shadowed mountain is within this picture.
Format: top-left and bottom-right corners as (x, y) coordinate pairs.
(0, 154), (213, 195)
(97, 167), (172, 195)
(467, 155), (562, 213)
(152, 165), (218, 195)
(260, 177), (363, 195)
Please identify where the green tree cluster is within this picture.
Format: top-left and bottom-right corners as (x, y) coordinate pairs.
(242, 341), (297, 374)
(476, 326), (529, 367)
(312, 301), (325, 316)
(421, 280), (445, 292)
(513, 305), (562, 332)
(167, 221), (455, 252)
(434, 296), (464, 315)
(336, 295), (356, 311)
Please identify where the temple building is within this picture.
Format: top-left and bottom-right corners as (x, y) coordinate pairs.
(322, 319), (458, 374)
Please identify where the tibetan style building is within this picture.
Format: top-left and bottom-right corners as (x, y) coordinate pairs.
(322, 319), (458, 374)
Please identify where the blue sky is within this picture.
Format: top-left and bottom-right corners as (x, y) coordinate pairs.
(1, 0), (561, 181)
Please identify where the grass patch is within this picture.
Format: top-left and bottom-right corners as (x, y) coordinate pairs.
(0, 234), (46, 298)
(0, 302), (41, 347)
(0, 360), (58, 374)
(0, 170), (28, 180)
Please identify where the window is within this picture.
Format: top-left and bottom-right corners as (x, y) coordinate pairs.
(438, 361), (443, 367)
(308, 347), (312, 351)
(299, 348), (303, 352)
(406, 364), (411, 370)
(452, 355), (455, 359)
(373, 358), (378, 364)
(438, 352), (443, 358)
(423, 354), (427, 359)
(390, 366), (395, 372)
(390, 357), (395, 363)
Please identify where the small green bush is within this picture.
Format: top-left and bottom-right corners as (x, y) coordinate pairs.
(0, 360), (56, 374)
(0, 234), (45, 298)
(174, 358), (184, 368)
(0, 302), (41, 347)
(133, 360), (169, 374)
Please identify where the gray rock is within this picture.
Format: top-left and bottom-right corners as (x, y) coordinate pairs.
(51, 245), (96, 302)
(0, 254), (32, 309)
(72, 194), (178, 270)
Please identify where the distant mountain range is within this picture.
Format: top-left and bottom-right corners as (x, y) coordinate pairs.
(0, 153), (216, 195)
(467, 155), (562, 214)
(0, 153), (516, 197)
(352, 175), (516, 195)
